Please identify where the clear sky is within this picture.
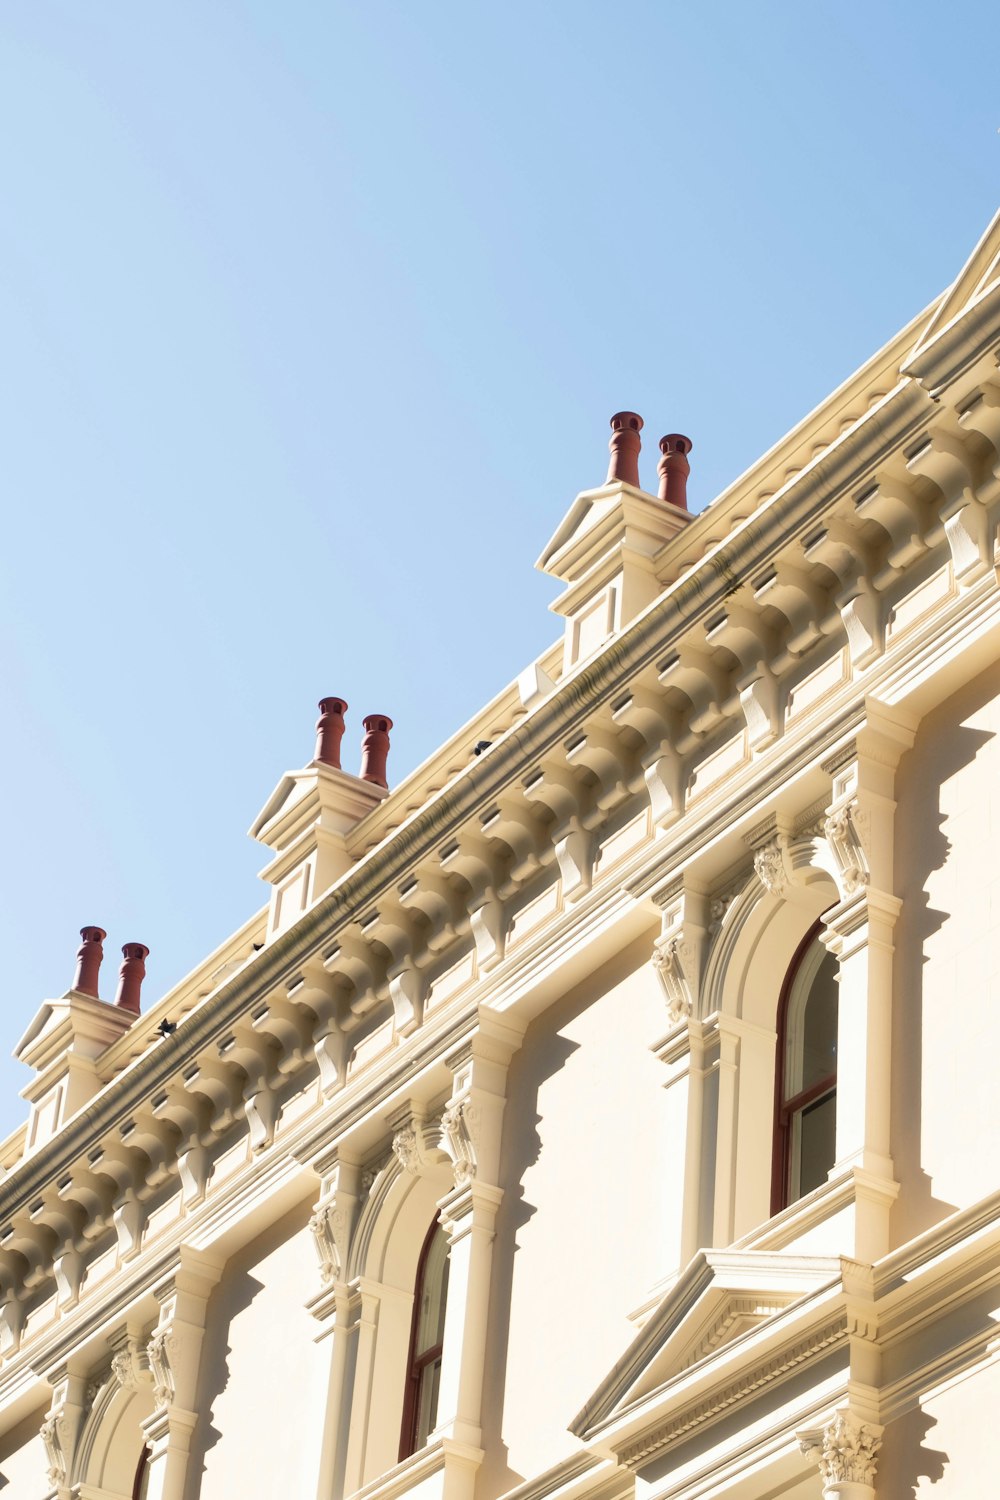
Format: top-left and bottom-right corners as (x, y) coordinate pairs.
(0, 2), (996, 1138)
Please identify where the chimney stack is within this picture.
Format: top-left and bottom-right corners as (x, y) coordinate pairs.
(115, 943), (149, 1016)
(606, 412), (643, 488)
(72, 926), (106, 999)
(360, 714), (393, 788)
(314, 697), (348, 769)
(657, 434), (692, 511)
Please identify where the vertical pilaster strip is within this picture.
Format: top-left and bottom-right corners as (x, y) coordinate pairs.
(306, 1151), (363, 1500)
(434, 1013), (524, 1500)
(140, 1246), (223, 1500)
(820, 700), (915, 1260)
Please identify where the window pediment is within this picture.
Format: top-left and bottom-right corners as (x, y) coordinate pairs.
(570, 1250), (849, 1456)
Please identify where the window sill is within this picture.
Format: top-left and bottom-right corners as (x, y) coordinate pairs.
(349, 1435), (484, 1500)
(734, 1163), (898, 1255)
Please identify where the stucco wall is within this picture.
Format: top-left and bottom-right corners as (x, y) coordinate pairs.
(0, 1403), (47, 1497)
(480, 933), (678, 1492)
(878, 1357), (1000, 1496)
(188, 1200), (328, 1500)
(892, 661), (1000, 1245)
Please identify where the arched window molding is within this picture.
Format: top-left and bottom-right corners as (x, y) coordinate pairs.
(336, 1136), (454, 1493)
(686, 832), (842, 1248)
(71, 1362), (155, 1500)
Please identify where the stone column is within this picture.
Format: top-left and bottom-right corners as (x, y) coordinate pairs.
(139, 1247), (223, 1500)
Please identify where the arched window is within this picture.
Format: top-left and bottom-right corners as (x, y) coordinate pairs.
(399, 1218), (450, 1460)
(772, 925), (839, 1213)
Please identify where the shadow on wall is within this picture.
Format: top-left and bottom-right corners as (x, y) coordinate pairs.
(476, 1021), (575, 1499)
(182, 1236), (268, 1500)
(877, 1404), (948, 1497)
(0, 1402), (49, 1492)
(891, 662), (999, 1244)
(477, 933), (658, 1499)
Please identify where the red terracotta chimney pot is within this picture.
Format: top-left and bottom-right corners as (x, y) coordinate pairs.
(606, 412), (643, 488)
(315, 697), (348, 769)
(115, 943), (149, 1016)
(658, 433), (693, 511)
(73, 926), (107, 999)
(360, 714), (393, 788)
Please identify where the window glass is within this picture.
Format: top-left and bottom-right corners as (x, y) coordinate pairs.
(401, 1220), (450, 1459)
(783, 942), (838, 1098)
(776, 929), (838, 1209)
(414, 1226), (449, 1359)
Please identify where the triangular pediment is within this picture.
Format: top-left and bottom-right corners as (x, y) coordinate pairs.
(536, 482), (687, 586)
(571, 1249), (842, 1440)
(908, 207), (1000, 361)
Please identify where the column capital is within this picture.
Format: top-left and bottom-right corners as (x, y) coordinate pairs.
(798, 1407), (883, 1497)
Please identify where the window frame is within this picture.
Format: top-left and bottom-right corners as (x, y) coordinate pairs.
(131, 1445), (150, 1500)
(398, 1216), (449, 1462)
(771, 919), (838, 1215)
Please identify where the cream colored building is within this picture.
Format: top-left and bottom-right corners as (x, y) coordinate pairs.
(3, 210), (1000, 1500)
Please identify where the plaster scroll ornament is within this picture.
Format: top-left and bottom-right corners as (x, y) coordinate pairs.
(392, 1126), (420, 1175)
(146, 1325), (179, 1410)
(110, 1348), (139, 1393)
(40, 1408), (69, 1486)
(309, 1201), (349, 1284)
(753, 837), (788, 896)
(823, 801), (870, 896)
(799, 1410), (882, 1489)
(652, 934), (693, 1025)
(441, 1097), (479, 1186)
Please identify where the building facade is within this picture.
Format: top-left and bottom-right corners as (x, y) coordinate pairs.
(2, 210), (1000, 1500)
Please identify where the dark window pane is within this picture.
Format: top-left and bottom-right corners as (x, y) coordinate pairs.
(414, 1355), (443, 1448)
(799, 949), (838, 1092)
(791, 1089), (837, 1199)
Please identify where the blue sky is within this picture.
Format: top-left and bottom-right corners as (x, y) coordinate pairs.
(0, 2), (996, 1136)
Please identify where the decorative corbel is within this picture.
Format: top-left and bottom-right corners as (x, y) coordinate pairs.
(440, 835), (509, 967)
(397, 871), (460, 955)
(0, 1284), (25, 1356)
(906, 427), (990, 584)
(362, 904), (429, 1036)
(322, 928), (382, 1026)
(285, 970), (352, 1097)
(522, 763), (596, 900)
(803, 520), (888, 669)
(28, 1198), (85, 1310)
(480, 799), (547, 890)
(216, 1029), (280, 1151)
(564, 722), (632, 812)
(151, 1084), (212, 1209)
